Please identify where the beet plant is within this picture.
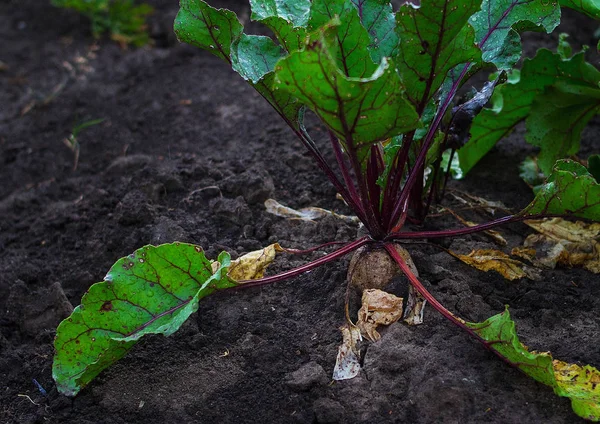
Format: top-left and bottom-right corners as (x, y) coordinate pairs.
(53, 0), (600, 420)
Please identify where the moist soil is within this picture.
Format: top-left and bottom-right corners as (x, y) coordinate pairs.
(1, 1), (599, 423)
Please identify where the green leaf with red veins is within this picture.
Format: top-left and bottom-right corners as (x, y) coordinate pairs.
(467, 308), (600, 421)
(249, 0), (310, 52)
(308, 0), (377, 78)
(526, 82), (600, 175)
(231, 34), (286, 83)
(394, 0), (481, 113)
(559, 0), (600, 19)
(350, 0), (398, 63)
(174, 0), (243, 63)
(459, 49), (600, 174)
(53, 243), (236, 396)
(230, 34), (303, 126)
(230, 34), (304, 127)
(274, 22), (419, 165)
(522, 160), (600, 221)
(469, 0), (560, 70)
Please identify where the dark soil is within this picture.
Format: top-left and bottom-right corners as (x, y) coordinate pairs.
(1, 1), (599, 423)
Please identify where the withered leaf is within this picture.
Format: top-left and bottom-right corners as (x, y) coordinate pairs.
(451, 249), (542, 281)
(357, 289), (403, 342)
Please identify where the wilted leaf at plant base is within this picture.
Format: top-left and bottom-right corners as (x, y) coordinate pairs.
(53, 243), (236, 396)
(332, 324), (362, 380)
(467, 308), (600, 421)
(520, 218), (600, 273)
(356, 289), (403, 342)
(450, 249), (541, 281)
(264, 198), (359, 224)
(228, 243), (284, 281)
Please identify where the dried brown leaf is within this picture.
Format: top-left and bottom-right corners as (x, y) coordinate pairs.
(522, 218), (600, 273)
(332, 325), (362, 380)
(357, 289), (404, 342)
(264, 198), (359, 224)
(451, 249), (542, 281)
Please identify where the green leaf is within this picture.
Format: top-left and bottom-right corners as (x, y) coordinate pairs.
(174, 0), (243, 62)
(557, 33), (573, 59)
(53, 243), (237, 396)
(308, 0), (377, 78)
(459, 49), (600, 174)
(467, 308), (600, 421)
(350, 0), (398, 63)
(519, 156), (545, 193)
(231, 34), (286, 83)
(249, 0), (310, 52)
(253, 73), (304, 128)
(175, 0), (303, 126)
(559, 0), (600, 19)
(249, 0), (311, 26)
(522, 160), (600, 220)
(256, 16), (308, 52)
(394, 0), (481, 111)
(274, 21), (419, 165)
(526, 82), (600, 175)
(469, 0), (560, 70)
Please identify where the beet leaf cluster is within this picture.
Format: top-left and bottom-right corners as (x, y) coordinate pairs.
(53, 0), (600, 420)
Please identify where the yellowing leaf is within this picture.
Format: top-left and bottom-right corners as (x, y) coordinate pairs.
(332, 324), (362, 381)
(467, 308), (600, 421)
(450, 249), (541, 281)
(553, 360), (600, 419)
(510, 246), (538, 263)
(523, 218), (600, 273)
(264, 198), (359, 224)
(227, 243), (283, 281)
(357, 289), (403, 342)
